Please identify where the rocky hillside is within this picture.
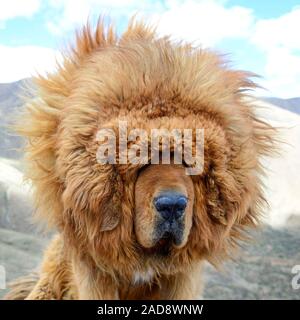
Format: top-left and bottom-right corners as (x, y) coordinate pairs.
(0, 158), (34, 234)
(0, 228), (48, 299)
(0, 79), (32, 159)
(204, 225), (300, 299)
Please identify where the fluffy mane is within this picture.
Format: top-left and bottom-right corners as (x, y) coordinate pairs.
(15, 18), (276, 275)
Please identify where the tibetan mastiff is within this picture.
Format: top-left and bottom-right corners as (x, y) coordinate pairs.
(5, 18), (275, 300)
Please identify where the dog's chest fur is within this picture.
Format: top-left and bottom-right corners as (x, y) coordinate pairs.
(118, 267), (160, 300)
(132, 268), (155, 285)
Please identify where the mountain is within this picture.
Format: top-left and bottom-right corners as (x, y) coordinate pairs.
(262, 97), (300, 115)
(0, 158), (34, 234)
(0, 79), (32, 159)
(254, 100), (300, 227)
(0, 80), (26, 109)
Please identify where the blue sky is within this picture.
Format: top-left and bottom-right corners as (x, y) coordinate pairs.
(0, 0), (299, 98)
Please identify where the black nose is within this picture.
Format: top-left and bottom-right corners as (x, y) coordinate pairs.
(154, 192), (187, 221)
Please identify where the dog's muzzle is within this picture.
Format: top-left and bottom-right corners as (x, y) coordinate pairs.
(153, 191), (187, 246)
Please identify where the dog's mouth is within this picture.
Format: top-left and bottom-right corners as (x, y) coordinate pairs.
(142, 226), (183, 257)
(156, 231), (175, 250)
(156, 219), (184, 242)
(143, 233), (174, 256)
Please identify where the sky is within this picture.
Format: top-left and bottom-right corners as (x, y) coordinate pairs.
(0, 0), (299, 98)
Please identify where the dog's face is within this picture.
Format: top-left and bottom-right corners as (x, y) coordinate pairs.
(134, 164), (194, 255)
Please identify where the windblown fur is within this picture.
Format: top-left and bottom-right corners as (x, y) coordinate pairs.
(5, 17), (275, 300)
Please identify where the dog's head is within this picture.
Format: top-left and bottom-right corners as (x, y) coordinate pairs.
(18, 19), (275, 275)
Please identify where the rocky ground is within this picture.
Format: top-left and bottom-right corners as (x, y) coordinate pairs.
(0, 224), (299, 299)
(0, 228), (48, 298)
(204, 225), (300, 299)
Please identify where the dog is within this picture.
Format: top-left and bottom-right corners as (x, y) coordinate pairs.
(5, 17), (275, 300)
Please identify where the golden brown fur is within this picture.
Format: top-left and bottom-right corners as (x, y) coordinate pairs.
(4, 17), (275, 300)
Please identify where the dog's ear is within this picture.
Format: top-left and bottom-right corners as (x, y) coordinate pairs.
(99, 182), (122, 232)
(205, 174), (228, 225)
(61, 163), (122, 234)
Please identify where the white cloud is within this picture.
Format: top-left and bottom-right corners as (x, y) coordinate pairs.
(46, 0), (164, 35)
(251, 7), (300, 98)
(47, 0), (254, 46)
(153, 0), (254, 47)
(251, 7), (300, 52)
(0, 45), (59, 83)
(46, 0), (254, 46)
(0, 0), (40, 24)
(263, 48), (300, 92)
(257, 49), (300, 98)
